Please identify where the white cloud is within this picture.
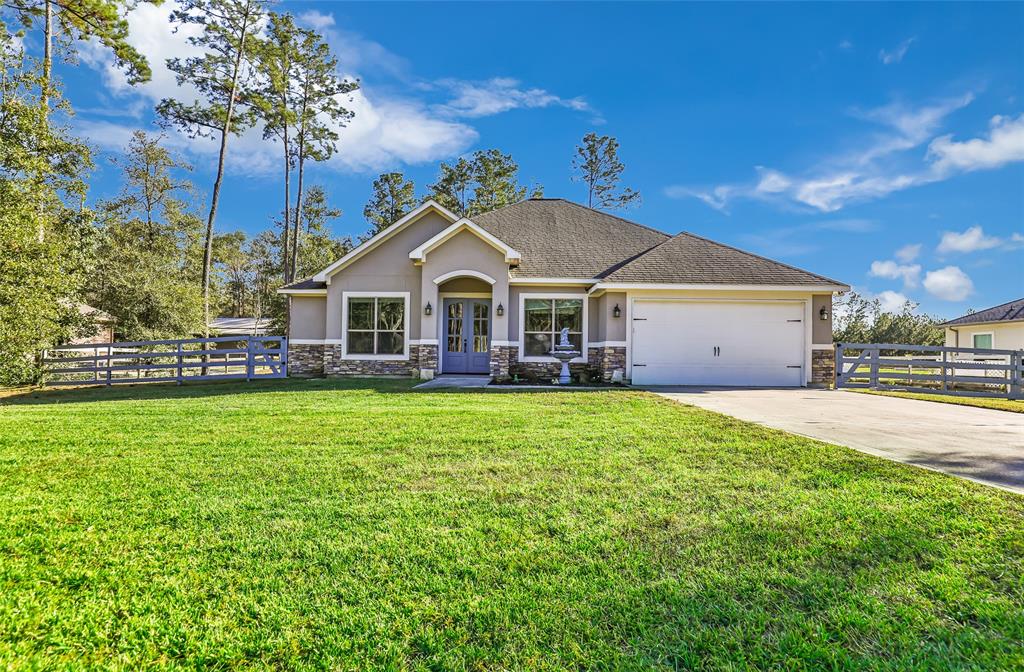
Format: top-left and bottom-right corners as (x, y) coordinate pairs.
(927, 114), (1024, 173)
(937, 225), (1004, 254)
(432, 77), (591, 118)
(869, 260), (921, 288)
(76, 2), (586, 174)
(879, 37), (915, 65)
(838, 39), (853, 51)
(754, 167), (791, 194)
(667, 93), (1024, 213)
(877, 290), (910, 313)
(296, 10), (335, 30)
(895, 243), (921, 263)
(924, 266), (974, 301)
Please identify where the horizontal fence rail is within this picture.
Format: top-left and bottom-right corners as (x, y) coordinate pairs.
(42, 336), (287, 387)
(835, 342), (1023, 400)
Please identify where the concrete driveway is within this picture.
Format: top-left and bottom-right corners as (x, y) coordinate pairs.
(650, 387), (1024, 494)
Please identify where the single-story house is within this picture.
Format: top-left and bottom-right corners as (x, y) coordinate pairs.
(278, 198), (848, 386)
(208, 316), (273, 336)
(943, 298), (1024, 351)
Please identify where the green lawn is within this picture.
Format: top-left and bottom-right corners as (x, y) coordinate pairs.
(852, 389), (1024, 414)
(1, 379), (1022, 669)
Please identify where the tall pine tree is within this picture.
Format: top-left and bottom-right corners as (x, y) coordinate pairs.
(571, 132), (641, 210)
(155, 0), (266, 335)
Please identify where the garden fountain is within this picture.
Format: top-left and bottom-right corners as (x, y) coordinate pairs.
(549, 327), (580, 385)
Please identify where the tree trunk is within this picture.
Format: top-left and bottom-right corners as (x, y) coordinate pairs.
(38, 0), (52, 243)
(281, 125), (291, 284)
(290, 89), (309, 284)
(201, 8), (252, 339)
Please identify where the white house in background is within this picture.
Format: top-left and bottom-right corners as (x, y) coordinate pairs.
(943, 298), (1024, 351)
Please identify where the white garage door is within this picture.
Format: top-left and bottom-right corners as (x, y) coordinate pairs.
(631, 300), (805, 386)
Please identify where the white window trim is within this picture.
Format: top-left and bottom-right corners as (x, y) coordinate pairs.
(971, 331), (995, 349)
(518, 292), (588, 363)
(341, 291), (411, 360)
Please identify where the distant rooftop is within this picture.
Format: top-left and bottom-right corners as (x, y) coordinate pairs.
(942, 298), (1024, 327)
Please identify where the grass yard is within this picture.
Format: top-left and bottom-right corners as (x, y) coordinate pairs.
(1, 379), (1022, 670)
(852, 389), (1024, 414)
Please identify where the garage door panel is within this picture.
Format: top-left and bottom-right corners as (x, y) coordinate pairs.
(632, 300), (804, 387)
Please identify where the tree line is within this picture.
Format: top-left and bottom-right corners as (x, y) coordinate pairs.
(0, 0), (647, 386)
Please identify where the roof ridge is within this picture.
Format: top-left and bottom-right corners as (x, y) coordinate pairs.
(477, 198), (671, 240)
(554, 199), (671, 239)
(669, 230), (848, 286)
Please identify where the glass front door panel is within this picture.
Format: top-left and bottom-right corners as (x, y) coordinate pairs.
(447, 302), (463, 353)
(473, 302), (489, 352)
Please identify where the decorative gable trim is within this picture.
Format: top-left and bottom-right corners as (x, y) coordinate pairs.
(408, 218), (522, 265)
(432, 269), (497, 285)
(313, 200), (460, 283)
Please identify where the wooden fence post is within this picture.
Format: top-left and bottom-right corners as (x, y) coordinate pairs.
(106, 345), (112, 386)
(1011, 351), (1022, 400)
(869, 348), (879, 390)
(176, 342), (183, 385)
(246, 337), (253, 382)
(941, 349), (948, 393)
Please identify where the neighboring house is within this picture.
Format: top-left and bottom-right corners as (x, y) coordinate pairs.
(69, 304), (116, 345)
(208, 317), (272, 336)
(278, 198), (849, 386)
(943, 298), (1024, 352)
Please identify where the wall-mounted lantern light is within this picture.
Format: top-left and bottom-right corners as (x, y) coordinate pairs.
(819, 306), (830, 321)
(613, 304), (622, 318)
(425, 302), (432, 316)
(496, 303), (504, 317)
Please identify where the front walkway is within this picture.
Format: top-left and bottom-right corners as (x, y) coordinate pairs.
(414, 375), (492, 390)
(651, 387), (1024, 493)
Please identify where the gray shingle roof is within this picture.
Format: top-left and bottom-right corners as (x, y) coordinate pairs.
(472, 199), (668, 278)
(281, 278), (327, 290)
(474, 199), (845, 286)
(603, 230), (847, 286)
(942, 298), (1024, 326)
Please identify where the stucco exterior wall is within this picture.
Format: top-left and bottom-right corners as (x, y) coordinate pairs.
(593, 291), (627, 342)
(945, 322), (1024, 351)
(420, 229), (511, 343)
(812, 294), (833, 345)
(289, 296), (326, 340)
(324, 211), (452, 341)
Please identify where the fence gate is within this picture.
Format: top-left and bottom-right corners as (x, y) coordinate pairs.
(42, 336), (287, 386)
(835, 342), (1022, 400)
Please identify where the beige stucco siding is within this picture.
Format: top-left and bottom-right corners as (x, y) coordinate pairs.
(420, 230), (511, 342)
(812, 294), (833, 345)
(289, 297), (326, 340)
(324, 211), (452, 341)
(945, 322), (1024, 350)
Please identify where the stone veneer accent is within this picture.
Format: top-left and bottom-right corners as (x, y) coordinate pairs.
(587, 346), (627, 382)
(489, 344), (514, 381)
(811, 347), (835, 387)
(286, 343), (436, 378)
(288, 343), (325, 376)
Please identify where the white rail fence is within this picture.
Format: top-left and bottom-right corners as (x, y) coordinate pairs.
(42, 336), (287, 386)
(835, 342), (1023, 400)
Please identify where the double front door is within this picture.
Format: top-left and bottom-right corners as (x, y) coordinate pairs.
(443, 298), (491, 374)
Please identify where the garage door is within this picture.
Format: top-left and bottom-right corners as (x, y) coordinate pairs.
(631, 300), (805, 386)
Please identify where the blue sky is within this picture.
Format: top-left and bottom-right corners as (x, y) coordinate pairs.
(58, 1), (1024, 318)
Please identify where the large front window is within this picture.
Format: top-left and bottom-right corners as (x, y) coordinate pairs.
(347, 296), (405, 355)
(524, 298), (583, 357)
